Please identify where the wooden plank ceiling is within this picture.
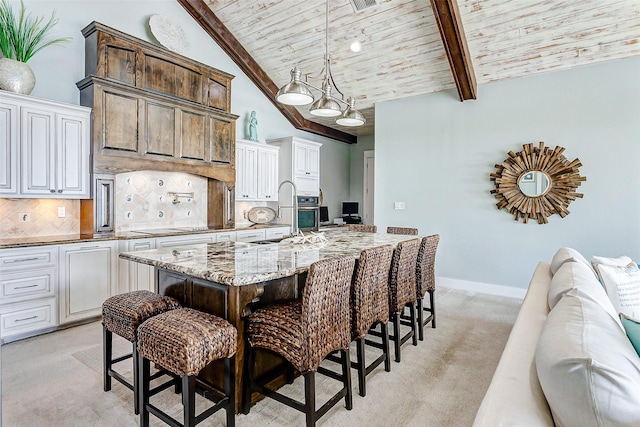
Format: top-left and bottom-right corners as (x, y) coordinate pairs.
(184, 0), (640, 141)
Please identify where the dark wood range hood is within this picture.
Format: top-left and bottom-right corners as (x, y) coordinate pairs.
(76, 22), (238, 234)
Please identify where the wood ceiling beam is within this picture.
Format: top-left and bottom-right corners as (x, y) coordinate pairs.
(178, 0), (357, 144)
(430, 0), (477, 101)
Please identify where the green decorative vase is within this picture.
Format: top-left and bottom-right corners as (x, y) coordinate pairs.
(0, 58), (36, 95)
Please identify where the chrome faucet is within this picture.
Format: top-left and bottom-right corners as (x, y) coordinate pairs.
(277, 180), (299, 236)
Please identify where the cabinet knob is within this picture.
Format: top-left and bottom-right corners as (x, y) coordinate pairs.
(50, 189), (55, 193)
(306, 172), (310, 175)
(57, 189), (63, 193)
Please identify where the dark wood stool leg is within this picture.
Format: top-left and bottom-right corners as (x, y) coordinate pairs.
(242, 344), (255, 415)
(430, 290), (436, 328)
(341, 349), (353, 410)
(132, 341), (139, 415)
(103, 328), (112, 392)
(393, 314), (401, 363)
(304, 371), (316, 427)
(410, 303), (418, 346)
(225, 356), (236, 427)
(382, 322), (391, 372)
(355, 338), (366, 397)
(417, 298), (425, 341)
(139, 355), (150, 427)
(183, 375), (196, 427)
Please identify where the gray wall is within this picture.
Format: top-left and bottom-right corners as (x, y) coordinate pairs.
(376, 56), (640, 290)
(17, 0), (351, 218)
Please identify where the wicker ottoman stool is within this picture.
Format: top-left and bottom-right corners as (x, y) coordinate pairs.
(102, 290), (181, 414)
(137, 307), (238, 427)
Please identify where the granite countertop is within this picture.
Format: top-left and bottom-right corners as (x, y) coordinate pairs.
(0, 223), (290, 249)
(119, 230), (414, 286)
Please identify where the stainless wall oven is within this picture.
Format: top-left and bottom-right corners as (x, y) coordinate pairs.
(297, 196), (320, 232)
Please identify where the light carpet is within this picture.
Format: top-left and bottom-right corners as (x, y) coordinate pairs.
(1, 288), (521, 426)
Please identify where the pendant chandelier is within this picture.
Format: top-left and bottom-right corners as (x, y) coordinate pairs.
(275, 0), (366, 127)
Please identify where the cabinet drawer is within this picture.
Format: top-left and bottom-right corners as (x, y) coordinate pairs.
(265, 228), (289, 240)
(0, 246), (57, 271)
(156, 235), (215, 248)
(1, 298), (57, 340)
(236, 229), (266, 242)
(215, 231), (236, 242)
(1, 269), (56, 303)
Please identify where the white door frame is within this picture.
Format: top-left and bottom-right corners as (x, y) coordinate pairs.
(363, 150), (375, 225)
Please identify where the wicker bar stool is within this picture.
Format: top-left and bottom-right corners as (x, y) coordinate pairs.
(386, 226), (418, 235)
(102, 290), (181, 414)
(243, 255), (356, 427)
(350, 244), (394, 396)
(137, 307), (237, 427)
(416, 234), (440, 340)
(387, 238), (420, 362)
(349, 224), (378, 233)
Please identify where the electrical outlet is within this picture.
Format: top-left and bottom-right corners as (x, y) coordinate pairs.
(19, 213), (31, 222)
(58, 207), (66, 218)
(394, 202), (406, 210)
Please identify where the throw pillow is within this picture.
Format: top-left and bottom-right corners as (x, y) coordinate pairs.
(620, 313), (640, 357)
(536, 290), (640, 427)
(591, 255), (634, 268)
(550, 247), (595, 276)
(595, 262), (640, 319)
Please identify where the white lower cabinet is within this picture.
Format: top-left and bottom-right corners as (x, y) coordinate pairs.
(118, 239), (156, 294)
(59, 241), (117, 325)
(0, 246), (59, 343)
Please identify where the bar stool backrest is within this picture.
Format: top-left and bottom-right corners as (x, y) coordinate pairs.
(349, 224), (378, 233)
(388, 238), (420, 314)
(351, 244), (394, 339)
(386, 226), (418, 235)
(416, 234), (440, 299)
(302, 255), (356, 371)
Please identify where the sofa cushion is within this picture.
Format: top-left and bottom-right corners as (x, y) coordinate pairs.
(594, 262), (640, 319)
(550, 247), (595, 276)
(620, 314), (640, 357)
(536, 288), (640, 427)
(548, 261), (598, 310)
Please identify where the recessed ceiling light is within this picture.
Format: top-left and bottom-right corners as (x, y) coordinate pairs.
(350, 40), (362, 52)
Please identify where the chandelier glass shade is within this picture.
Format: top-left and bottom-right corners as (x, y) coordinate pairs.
(275, 0), (365, 127)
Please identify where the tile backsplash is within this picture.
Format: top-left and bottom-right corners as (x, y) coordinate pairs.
(0, 198), (80, 238)
(115, 171), (208, 232)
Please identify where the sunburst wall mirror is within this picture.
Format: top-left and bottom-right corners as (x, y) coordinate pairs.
(490, 142), (586, 224)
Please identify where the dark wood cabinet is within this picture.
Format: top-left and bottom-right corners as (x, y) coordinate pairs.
(77, 21), (238, 233)
(82, 21), (232, 112)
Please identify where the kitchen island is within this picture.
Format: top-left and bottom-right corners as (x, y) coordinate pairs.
(119, 229), (414, 412)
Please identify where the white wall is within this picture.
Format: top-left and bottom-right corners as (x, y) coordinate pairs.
(15, 0), (352, 216)
(376, 56), (640, 290)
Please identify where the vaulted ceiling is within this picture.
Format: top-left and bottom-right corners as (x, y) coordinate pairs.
(179, 0), (640, 143)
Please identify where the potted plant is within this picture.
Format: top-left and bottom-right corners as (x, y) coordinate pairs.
(0, 0), (71, 94)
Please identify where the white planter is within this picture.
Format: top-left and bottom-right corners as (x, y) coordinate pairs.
(0, 58), (36, 95)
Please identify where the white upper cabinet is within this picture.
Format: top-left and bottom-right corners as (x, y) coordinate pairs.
(235, 139), (279, 201)
(0, 91), (91, 199)
(267, 137), (322, 197)
(257, 146), (278, 200)
(0, 99), (18, 195)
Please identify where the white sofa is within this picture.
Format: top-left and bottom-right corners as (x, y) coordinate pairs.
(473, 249), (640, 427)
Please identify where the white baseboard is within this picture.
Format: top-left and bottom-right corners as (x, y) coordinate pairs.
(438, 276), (526, 300)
